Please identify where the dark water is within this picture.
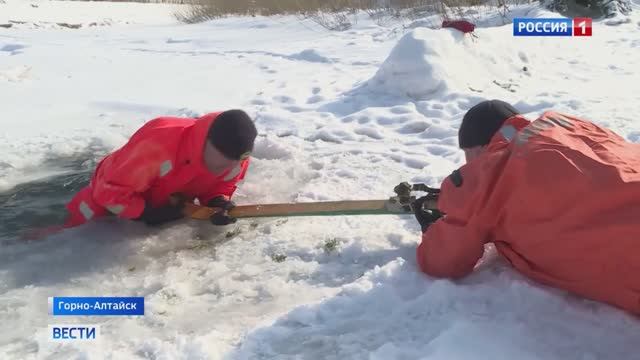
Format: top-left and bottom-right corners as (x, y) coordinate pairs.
(0, 153), (102, 243)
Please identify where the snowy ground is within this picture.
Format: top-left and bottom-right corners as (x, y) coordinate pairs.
(1, 0), (640, 359)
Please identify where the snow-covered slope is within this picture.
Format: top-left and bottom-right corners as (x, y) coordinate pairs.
(1, 1), (639, 359)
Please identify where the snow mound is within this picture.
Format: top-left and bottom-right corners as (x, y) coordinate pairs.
(366, 28), (469, 98)
(289, 49), (332, 63)
(365, 27), (529, 99)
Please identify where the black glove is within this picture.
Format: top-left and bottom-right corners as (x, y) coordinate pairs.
(412, 195), (443, 232)
(207, 196), (237, 226)
(135, 200), (185, 226)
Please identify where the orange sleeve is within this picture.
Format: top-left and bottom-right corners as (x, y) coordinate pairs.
(416, 165), (488, 279)
(416, 215), (487, 279)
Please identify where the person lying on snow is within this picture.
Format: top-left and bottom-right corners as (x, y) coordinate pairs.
(64, 109), (257, 228)
(412, 99), (640, 315)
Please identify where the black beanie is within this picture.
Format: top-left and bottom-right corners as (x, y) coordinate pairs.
(458, 99), (520, 148)
(207, 109), (257, 160)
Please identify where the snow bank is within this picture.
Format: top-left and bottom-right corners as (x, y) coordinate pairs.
(366, 28), (460, 98)
(228, 257), (640, 360)
(364, 26), (533, 99)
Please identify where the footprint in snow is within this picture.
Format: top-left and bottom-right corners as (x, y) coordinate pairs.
(273, 95), (295, 104)
(518, 51), (529, 63)
(332, 130), (355, 141)
(354, 127), (383, 140)
(418, 107), (445, 118)
(376, 117), (396, 125)
(307, 95), (325, 104)
(420, 124), (456, 139)
(404, 157), (428, 170)
(336, 169), (357, 179)
(309, 161), (324, 170)
(390, 106), (413, 115)
(1, 44), (27, 55)
(425, 144), (454, 156)
(416, 102), (450, 118)
(251, 98), (269, 105)
(389, 154), (403, 163)
(284, 105), (306, 113)
(397, 121), (430, 134)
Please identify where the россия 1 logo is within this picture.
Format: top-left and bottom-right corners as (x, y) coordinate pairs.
(513, 17), (592, 37)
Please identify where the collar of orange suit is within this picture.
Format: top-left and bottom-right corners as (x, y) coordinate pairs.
(486, 115), (531, 151)
(175, 112), (233, 175)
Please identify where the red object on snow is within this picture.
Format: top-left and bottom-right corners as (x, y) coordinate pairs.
(442, 20), (476, 34)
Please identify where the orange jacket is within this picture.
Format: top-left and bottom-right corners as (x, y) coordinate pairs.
(417, 111), (640, 314)
(65, 112), (249, 227)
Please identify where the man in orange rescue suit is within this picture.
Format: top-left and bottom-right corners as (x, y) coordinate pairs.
(65, 109), (257, 227)
(412, 99), (640, 315)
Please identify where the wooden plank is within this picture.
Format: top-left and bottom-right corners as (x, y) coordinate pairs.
(183, 198), (439, 220)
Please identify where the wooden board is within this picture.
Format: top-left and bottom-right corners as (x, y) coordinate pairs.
(183, 198), (439, 220)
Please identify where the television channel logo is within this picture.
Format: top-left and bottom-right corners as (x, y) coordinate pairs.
(48, 324), (101, 342)
(513, 18), (592, 37)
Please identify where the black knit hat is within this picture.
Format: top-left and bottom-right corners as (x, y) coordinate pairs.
(207, 109), (257, 160)
(458, 100), (520, 148)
